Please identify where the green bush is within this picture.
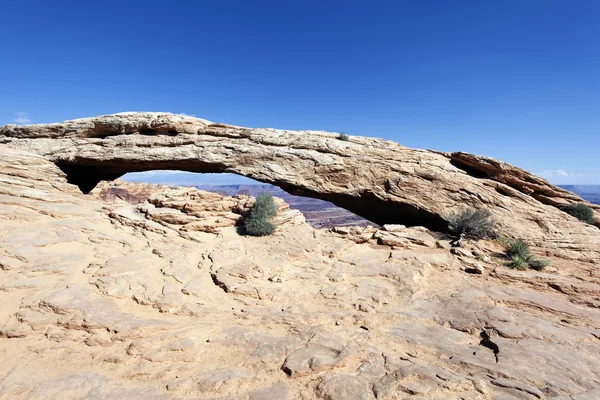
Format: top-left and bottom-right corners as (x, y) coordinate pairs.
(338, 132), (350, 141)
(244, 192), (278, 236)
(448, 208), (496, 239)
(561, 203), (595, 224)
(508, 254), (529, 271)
(500, 237), (549, 271)
(505, 238), (530, 258)
(110, 118), (120, 132)
(528, 257), (550, 271)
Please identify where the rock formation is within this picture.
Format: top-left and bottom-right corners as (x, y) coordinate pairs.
(1, 116), (600, 398)
(1, 112), (599, 262)
(92, 180), (376, 230)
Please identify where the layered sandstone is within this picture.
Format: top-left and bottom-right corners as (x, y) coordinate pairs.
(1, 145), (600, 399)
(1, 112), (599, 263)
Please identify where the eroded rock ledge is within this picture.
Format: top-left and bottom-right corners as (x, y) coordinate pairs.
(1, 146), (600, 399)
(1, 112), (599, 262)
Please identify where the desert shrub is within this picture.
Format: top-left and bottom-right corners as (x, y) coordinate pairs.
(505, 238), (531, 259)
(244, 192), (278, 236)
(508, 254), (529, 270)
(338, 132), (350, 141)
(497, 234), (511, 248)
(448, 208), (496, 239)
(561, 203), (595, 224)
(110, 118), (120, 132)
(500, 237), (549, 271)
(528, 257), (550, 271)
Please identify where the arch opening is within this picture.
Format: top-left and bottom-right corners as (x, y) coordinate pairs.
(100, 169), (378, 229)
(54, 159), (449, 231)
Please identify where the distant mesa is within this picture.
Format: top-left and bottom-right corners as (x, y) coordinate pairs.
(559, 185), (600, 205)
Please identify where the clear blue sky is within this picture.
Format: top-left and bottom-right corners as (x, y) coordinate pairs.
(1, 1), (598, 184)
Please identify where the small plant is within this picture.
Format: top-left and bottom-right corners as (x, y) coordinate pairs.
(497, 234), (511, 248)
(508, 254), (529, 270)
(505, 238), (530, 259)
(447, 208), (496, 240)
(528, 257), (550, 271)
(109, 118), (121, 132)
(244, 192), (278, 236)
(561, 203), (595, 224)
(500, 237), (550, 271)
(338, 132), (350, 141)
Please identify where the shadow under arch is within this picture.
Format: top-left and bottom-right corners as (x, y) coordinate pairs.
(55, 159), (450, 232)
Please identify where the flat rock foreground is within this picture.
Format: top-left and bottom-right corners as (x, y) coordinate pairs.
(0, 114), (599, 399)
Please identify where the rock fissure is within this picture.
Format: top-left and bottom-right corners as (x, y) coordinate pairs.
(479, 330), (500, 363)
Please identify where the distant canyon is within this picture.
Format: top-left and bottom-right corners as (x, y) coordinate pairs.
(123, 172), (600, 230)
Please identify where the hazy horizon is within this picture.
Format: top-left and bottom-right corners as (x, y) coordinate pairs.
(123, 170), (600, 187)
(122, 170), (600, 206)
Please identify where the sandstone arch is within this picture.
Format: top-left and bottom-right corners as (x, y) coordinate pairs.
(53, 157), (449, 231)
(1, 112), (599, 260)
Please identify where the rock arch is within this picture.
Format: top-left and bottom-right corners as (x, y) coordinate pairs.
(1, 112), (599, 256)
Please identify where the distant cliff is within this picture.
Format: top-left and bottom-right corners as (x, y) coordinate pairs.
(559, 185), (600, 204)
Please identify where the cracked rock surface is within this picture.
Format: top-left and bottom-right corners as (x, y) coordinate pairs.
(1, 146), (600, 399)
(2, 112), (600, 263)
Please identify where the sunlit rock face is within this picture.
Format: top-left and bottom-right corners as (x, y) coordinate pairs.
(1, 112), (599, 261)
(1, 145), (600, 398)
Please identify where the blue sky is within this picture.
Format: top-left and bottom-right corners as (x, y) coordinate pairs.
(1, 0), (598, 184)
